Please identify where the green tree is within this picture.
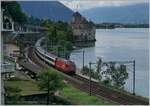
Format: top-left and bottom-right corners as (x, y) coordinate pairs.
(5, 86), (22, 104)
(56, 21), (68, 31)
(66, 25), (73, 43)
(42, 21), (58, 45)
(41, 20), (53, 28)
(57, 31), (67, 41)
(64, 41), (73, 51)
(41, 19), (74, 55)
(37, 70), (64, 104)
(52, 26), (58, 43)
(107, 63), (128, 89)
(102, 77), (112, 86)
(95, 58), (104, 81)
(2, 1), (27, 24)
(27, 16), (43, 25)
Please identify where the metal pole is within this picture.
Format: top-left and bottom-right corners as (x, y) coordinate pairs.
(64, 46), (65, 58)
(83, 51), (84, 70)
(133, 60), (135, 95)
(57, 46), (59, 57)
(47, 75), (50, 105)
(89, 61), (92, 96)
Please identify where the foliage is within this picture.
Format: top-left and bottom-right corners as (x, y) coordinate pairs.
(60, 85), (114, 105)
(95, 58), (104, 81)
(42, 20), (73, 58)
(5, 80), (45, 96)
(7, 77), (23, 81)
(42, 20), (73, 43)
(95, 23), (115, 29)
(56, 21), (68, 31)
(41, 19), (54, 28)
(5, 86), (22, 97)
(107, 63), (128, 89)
(37, 70), (64, 93)
(57, 31), (67, 42)
(95, 23), (149, 29)
(41, 20), (55, 43)
(64, 41), (73, 51)
(37, 70), (64, 104)
(95, 59), (129, 89)
(102, 77), (112, 86)
(5, 86), (22, 104)
(2, 1), (27, 24)
(81, 58), (129, 89)
(27, 16), (44, 25)
(123, 24), (149, 28)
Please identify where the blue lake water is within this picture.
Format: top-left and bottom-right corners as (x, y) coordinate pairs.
(70, 28), (149, 98)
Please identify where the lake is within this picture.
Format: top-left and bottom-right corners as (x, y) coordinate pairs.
(70, 28), (149, 98)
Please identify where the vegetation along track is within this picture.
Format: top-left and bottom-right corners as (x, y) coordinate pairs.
(73, 75), (148, 105)
(27, 47), (149, 105)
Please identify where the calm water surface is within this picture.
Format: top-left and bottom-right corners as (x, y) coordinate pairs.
(70, 28), (149, 98)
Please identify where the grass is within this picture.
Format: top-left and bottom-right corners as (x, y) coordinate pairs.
(40, 68), (116, 104)
(4, 68), (116, 105)
(4, 77), (115, 105)
(5, 67), (148, 105)
(5, 79), (45, 96)
(59, 84), (115, 105)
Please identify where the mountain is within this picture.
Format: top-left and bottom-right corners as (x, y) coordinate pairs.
(80, 3), (149, 24)
(19, 1), (74, 22)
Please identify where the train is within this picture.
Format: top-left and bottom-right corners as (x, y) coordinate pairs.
(35, 37), (76, 74)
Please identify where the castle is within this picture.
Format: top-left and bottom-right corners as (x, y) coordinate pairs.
(71, 12), (96, 42)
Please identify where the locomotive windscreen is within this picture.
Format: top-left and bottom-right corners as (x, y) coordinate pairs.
(67, 61), (76, 68)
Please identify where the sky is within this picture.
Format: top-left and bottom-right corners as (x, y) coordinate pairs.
(59, 0), (149, 11)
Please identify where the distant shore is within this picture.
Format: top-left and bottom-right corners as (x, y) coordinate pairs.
(95, 23), (149, 29)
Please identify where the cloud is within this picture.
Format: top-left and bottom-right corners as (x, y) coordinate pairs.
(59, 0), (149, 11)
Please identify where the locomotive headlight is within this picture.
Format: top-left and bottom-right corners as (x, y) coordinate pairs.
(62, 64), (65, 68)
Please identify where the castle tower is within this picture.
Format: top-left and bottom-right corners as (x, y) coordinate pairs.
(71, 12), (96, 42)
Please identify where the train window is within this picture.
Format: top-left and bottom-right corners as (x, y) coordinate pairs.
(66, 61), (76, 67)
(37, 49), (55, 62)
(47, 56), (55, 62)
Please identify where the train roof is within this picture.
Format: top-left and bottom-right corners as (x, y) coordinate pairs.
(35, 37), (75, 62)
(35, 37), (57, 60)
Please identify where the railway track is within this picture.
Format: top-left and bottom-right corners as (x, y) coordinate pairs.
(28, 47), (47, 69)
(74, 75), (148, 105)
(28, 47), (83, 84)
(27, 47), (149, 105)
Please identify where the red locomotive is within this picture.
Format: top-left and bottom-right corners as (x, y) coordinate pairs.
(55, 58), (76, 74)
(35, 47), (76, 74)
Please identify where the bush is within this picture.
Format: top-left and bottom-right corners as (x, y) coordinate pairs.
(81, 66), (90, 75)
(107, 63), (128, 89)
(102, 78), (112, 86)
(37, 70), (64, 92)
(7, 77), (23, 81)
